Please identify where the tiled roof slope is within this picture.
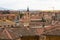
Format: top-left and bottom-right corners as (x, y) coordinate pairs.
(43, 22), (60, 36)
(0, 21), (60, 39)
(0, 26), (39, 39)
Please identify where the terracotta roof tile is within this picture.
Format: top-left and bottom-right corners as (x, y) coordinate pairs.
(0, 22), (60, 39)
(43, 24), (60, 35)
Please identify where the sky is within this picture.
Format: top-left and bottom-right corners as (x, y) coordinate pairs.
(0, 0), (60, 10)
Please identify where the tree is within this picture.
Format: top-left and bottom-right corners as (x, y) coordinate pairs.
(41, 17), (46, 27)
(41, 17), (46, 22)
(20, 14), (24, 18)
(2, 10), (10, 14)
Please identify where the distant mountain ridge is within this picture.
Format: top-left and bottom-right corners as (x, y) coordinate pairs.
(0, 7), (9, 10)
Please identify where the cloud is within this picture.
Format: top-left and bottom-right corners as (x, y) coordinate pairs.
(0, 0), (60, 10)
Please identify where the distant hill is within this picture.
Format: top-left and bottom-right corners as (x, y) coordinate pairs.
(0, 7), (9, 10)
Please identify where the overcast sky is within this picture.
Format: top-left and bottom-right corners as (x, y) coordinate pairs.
(0, 0), (60, 10)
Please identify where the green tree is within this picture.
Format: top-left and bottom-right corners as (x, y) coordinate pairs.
(3, 10), (10, 14)
(41, 17), (46, 22)
(41, 17), (46, 27)
(20, 14), (24, 18)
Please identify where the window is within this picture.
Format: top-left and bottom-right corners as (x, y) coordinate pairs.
(0, 17), (1, 20)
(11, 25), (14, 27)
(8, 25), (9, 27)
(0, 26), (1, 27)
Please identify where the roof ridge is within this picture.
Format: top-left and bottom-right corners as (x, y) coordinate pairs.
(4, 28), (13, 39)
